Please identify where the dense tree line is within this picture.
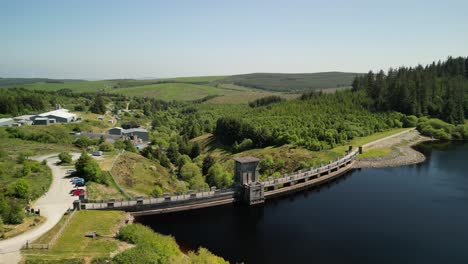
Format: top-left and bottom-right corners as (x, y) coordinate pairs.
(0, 88), (46, 116)
(352, 56), (468, 124)
(205, 90), (404, 151)
(248, 95), (285, 108)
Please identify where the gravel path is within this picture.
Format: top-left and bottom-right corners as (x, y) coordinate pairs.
(354, 129), (433, 168)
(0, 153), (80, 264)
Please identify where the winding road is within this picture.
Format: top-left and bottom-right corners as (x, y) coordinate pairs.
(0, 153), (80, 264)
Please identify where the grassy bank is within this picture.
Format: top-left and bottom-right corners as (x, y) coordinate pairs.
(23, 211), (228, 263)
(23, 210), (127, 263)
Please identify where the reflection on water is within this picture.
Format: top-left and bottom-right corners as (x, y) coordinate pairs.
(137, 142), (468, 264)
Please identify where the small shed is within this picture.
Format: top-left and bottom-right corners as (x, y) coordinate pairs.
(108, 127), (124, 136)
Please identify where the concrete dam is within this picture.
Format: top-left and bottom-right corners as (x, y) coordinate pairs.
(75, 147), (360, 216)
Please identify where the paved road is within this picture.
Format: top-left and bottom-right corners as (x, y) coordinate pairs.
(0, 153), (80, 264)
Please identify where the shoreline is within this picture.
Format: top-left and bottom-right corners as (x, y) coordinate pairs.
(353, 129), (434, 169)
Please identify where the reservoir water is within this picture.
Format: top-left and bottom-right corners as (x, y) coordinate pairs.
(137, 141), (468, 264)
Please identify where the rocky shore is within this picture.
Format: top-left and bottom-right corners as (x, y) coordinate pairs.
(353, 129), (433, 169)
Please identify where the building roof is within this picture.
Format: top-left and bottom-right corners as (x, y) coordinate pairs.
(109, 127), (123, 131)
(124, 128), (148, 133)
(38, 109), (76, 119)
(233, 156), (260, 163)
(14, 115), (35, 121)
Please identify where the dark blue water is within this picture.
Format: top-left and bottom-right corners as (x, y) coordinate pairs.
(137, 142), (468, 264)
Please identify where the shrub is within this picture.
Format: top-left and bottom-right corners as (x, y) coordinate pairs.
(188, 247), (229, 264)
(99, 142), (114, 152)
(417, 118), (454, 140)
(75, 151), (103, 183)
(233, 138), (253, 152)
(152, 185), (163, 197)
(206, 164), (233, 189)
(12, 179), (30, 200)
(58, 152), (72, 164)
(179, 163), (201, 182)
(202, 155), (215, 176)
(74, 136), (96, 149)
(403, 115), (418, 127)
(116, 224), (181, 263)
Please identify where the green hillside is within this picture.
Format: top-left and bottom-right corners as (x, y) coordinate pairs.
(0, 78), (83, 88)
(21, 80), (116, 93)
(218, 72), (362, 92)
(1, 72), (360, 101)
(111, 82), (239, 101)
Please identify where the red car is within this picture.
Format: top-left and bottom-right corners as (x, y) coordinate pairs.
(72, 189), (86, 196)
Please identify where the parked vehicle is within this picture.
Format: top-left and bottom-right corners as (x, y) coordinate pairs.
(71, 177), (85, 184)
(67, 169), (76, 174)
(72, 189), (86, 196)
(92, 151), (103, 156)
(75, 181), (85, 187)
(70, 177), (79, 182)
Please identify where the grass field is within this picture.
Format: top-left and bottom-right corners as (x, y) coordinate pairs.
(162, 75), (226, 83)
(22, 80), (116, 93)
(358, 147), (394, 159)
(219, 72), (361, 92)
(23, 210), (127, 262)
(111, 82), (238, 101)
(2, 73), (355, 103)
(111, 151), (179, 197)
(205, 84), (300, 104)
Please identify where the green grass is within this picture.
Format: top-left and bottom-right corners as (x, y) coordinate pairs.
(24, 211), (126, 262)
(162, 75), (226, 83)
(329, 128), (411, 155)
(206, 84), (300, 104)
(111, 82), (238, 101)
(358, 147), (393, 159)
(111, 152), (178, 197)
(21, 80), (117, 93)
(219, 72), (362, 92)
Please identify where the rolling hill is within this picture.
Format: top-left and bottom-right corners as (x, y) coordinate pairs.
(0, 72), (361, 102)
(218, 72), (361, 92)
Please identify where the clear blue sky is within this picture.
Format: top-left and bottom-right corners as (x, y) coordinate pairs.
(1, 0), (467, 79)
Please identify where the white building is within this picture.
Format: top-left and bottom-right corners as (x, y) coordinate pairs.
(32, 109), (77, 124)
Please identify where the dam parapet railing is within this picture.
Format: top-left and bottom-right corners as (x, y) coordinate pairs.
(77, 147), (360, 213)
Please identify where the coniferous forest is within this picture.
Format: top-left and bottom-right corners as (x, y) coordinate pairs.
(351, 56), (468, 124)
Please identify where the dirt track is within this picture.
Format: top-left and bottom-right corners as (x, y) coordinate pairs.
(354, 129), (433, 168)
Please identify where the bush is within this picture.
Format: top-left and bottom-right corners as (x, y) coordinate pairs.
(58, 152), (72, 164)
(179, 163), (201, 182)
(403, 115), (418, 127)
(152, 185), (163, 197)
(99, 142), (114, 152)
(12, 179), (30, 200)
(206, 164), (233, 189)
(74, 136), (96, 149)
(113, 140), (126, 150)
(202, 155), (215, 176)
(75, 151), (103, 183)
(188, 247), (229, 264)
(233, 138), (253, 152)
(116, 224), (181, 263)
(417, 118), (454, 140)
(6, 200), (25, 224)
